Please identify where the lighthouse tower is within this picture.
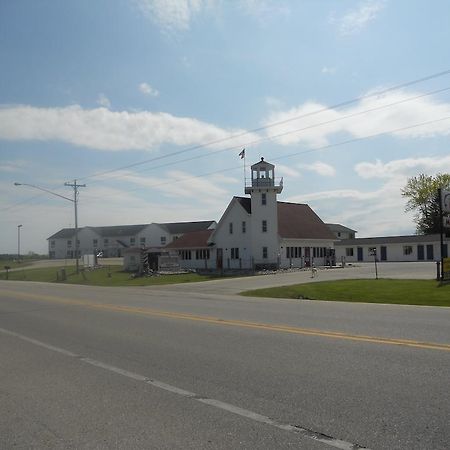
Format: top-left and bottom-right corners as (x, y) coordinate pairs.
(245, 158), (283, 267)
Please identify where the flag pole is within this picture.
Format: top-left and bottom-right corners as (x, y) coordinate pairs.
(243, 150), (246, 188)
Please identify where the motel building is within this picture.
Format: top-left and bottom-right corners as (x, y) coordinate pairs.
(334, 234), (449, 263)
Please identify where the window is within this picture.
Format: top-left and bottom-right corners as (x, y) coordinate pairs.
(140, 237), (146, 245)
(50, 240), (55, 248)
(286, 247), (302, 258)
(93, 239), (98, 246)
(161, 236), (166, 245)
(130, 237), (135, 245)
(262, 220), (267, 232)
(346, 248), (354, 257)
(261, 193), (267, 205)
(229, 222), (233, 234)
(180, 250), (192, 260)
(242, 221), (246, 233)
(337, 232), (341, 237)
(104, 238), (109, 246)
(67, 240), (72, 247)
(196, 249), (210, 259)
(231, 248), (239, 259)
(403, 245), (413, 255)
(262, 247), (268, 259)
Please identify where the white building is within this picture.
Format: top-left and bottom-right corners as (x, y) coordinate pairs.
(166, 158), (336, 270)
(48, 221), (216, 259)
(335, 234), (449, 263)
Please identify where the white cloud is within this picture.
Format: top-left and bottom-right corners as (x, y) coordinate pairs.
(139, 82), (159, 97)
(96, 93), (111, 108)
(0, 104), (259, 152)
(287, 176), (416, 238)
(135, 0), (209, 32)
(0, 159), (29, 173)
(276, 164), (300, 179)
(94, 168), (237, 204)
(355, 155), (450, 179)
(299, 161), (336, 177)
(333, 0), (386, 36)
(263, 88), (450, 148)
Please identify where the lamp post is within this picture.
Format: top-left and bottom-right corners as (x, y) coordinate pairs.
(17, 224), (23, 261)
(14, 181), (86, 274)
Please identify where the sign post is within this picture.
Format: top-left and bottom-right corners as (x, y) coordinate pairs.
(369, 247), (378, 280)
(439, 188), (450, 282)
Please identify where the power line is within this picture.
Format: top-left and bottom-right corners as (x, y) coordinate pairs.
(4, 69), (450, 213)
(76, 68), (450, 182)
(85, 85), (450, 186)
(81, 115), (450, 202)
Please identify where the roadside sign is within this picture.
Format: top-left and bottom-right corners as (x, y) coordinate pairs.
(442, 189), (450, 213)
(443, 216), (450, 229)
(443, 258), (450, 282)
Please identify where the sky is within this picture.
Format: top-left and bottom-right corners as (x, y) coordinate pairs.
(1, 0), (450, 255)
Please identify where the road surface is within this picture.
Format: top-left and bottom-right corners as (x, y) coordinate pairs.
(1, 273), (449, 449)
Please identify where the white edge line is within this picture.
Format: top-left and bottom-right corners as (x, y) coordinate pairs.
(0, 326), (369, 450)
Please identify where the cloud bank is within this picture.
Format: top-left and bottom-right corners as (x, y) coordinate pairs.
(0, 104), (256, 152)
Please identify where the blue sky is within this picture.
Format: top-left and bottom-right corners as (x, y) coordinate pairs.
(1, 0), (450, 254)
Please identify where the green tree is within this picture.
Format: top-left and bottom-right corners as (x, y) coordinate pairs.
(401, 173), (450, 234)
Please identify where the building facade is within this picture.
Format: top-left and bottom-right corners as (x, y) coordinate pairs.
(48, 221), (216, 259)
(335, 234), (449, 263)
(166, 158), (336, 270)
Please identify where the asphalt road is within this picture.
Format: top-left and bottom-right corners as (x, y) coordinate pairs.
(1, 274), (449, 449)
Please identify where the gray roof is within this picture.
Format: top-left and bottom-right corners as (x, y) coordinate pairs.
(335, 234), (447, 246)
(156, 221), (215, 234)
(48, 221), (215, 240)
(48, 228), (77, 239)
(92, 224), (148, 237)
(326, 223), (357, 233)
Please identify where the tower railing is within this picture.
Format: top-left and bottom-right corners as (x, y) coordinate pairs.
(244, 177), (283, 189)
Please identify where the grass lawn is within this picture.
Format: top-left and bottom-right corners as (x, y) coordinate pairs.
(241, 279), (450, 307)
(0, 265), (221, 286)
(1, 259), (40, 270)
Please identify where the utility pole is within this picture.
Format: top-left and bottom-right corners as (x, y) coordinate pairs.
(64, 180), (86, 274)
(17, 224), (23, 261)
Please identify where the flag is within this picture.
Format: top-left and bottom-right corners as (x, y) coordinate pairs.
(239, 148), (245, 159)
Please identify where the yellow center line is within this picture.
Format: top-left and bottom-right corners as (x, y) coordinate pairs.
(3, 289), (450, 352)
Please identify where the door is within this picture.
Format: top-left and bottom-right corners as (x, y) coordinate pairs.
(216, 248), (223, 269)
(380, 246), (387, 261)
(426, 245), (434, 260)
(304, 247), (311, 267)
(417, 245), (424, 260)
(357, 247), (363, 261)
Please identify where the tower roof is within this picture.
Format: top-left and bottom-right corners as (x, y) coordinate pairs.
(251, 157), (274, 168)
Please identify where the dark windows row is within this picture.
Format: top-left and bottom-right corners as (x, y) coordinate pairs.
(286, 247), (328, 258)
(179, 249), (210, 260)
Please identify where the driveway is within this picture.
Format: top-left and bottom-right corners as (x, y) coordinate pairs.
(146, 261), (438, 296)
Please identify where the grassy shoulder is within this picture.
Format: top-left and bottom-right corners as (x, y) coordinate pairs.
(241, 279), (450, 307)
(0, 265), (220, 286)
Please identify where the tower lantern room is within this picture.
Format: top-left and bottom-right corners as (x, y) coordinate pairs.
(245, 157), (283, 194)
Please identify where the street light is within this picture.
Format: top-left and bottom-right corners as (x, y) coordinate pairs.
(17, 224), (23, 261)
(14, 181), (86, 274)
